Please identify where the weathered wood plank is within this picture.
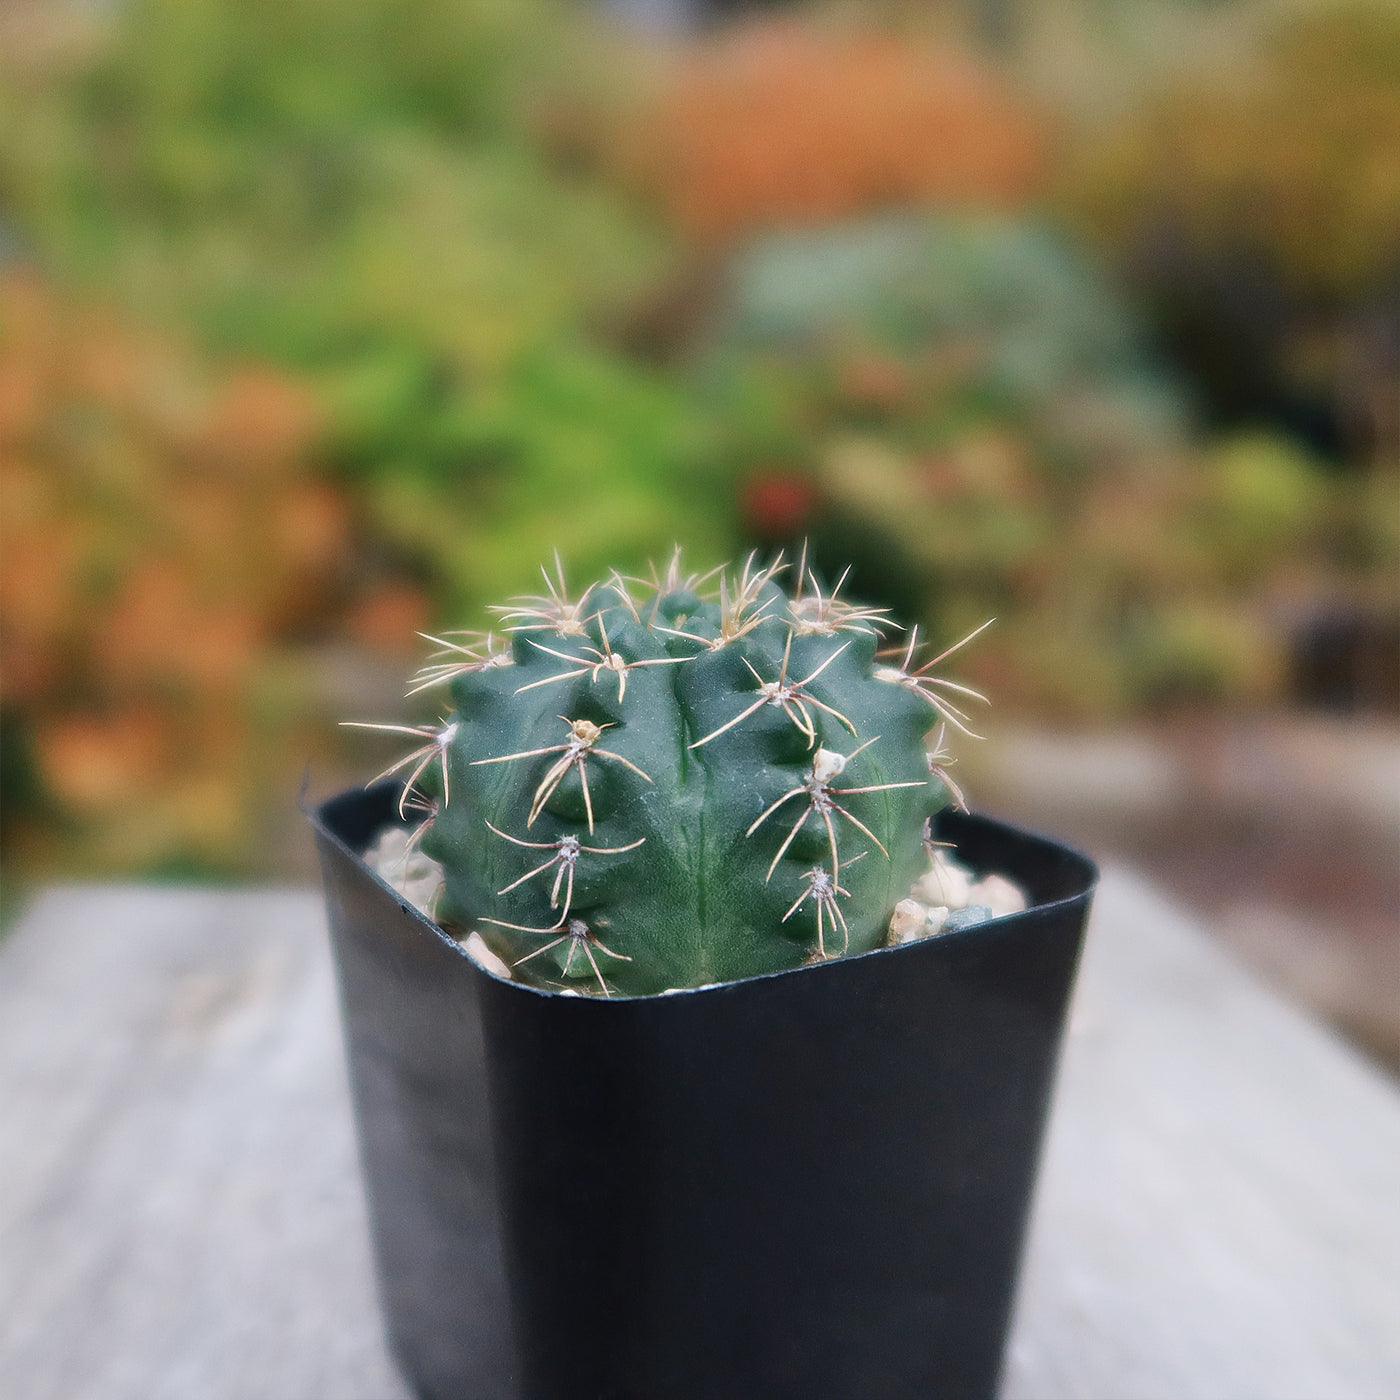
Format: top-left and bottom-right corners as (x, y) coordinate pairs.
(0, 874), (1397, 1399)
(0, 888), (411, 1400)
(1003, 869), (1400, 1400)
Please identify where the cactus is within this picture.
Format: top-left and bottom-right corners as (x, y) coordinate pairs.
(350, 552), (986, 996)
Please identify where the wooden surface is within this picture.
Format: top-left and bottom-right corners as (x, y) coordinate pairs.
(1, 873), (1397, 1400)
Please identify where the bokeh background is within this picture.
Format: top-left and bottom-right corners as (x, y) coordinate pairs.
(1, 0), (1396, 1061)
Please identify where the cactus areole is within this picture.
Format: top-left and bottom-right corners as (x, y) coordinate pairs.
(350, 552), (989, 997)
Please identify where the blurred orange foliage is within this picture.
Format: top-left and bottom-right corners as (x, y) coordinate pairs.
(0, 270), (351, 869)
(634, 22), (1050, 245)
(343, 584), (434, 657)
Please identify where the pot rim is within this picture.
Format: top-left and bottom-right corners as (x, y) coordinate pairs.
(309, 777), (1098, 1006)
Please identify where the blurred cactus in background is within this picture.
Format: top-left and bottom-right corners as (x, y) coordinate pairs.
(706, 214), (1187, 441)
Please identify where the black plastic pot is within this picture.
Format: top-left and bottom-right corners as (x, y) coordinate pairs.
(312, 781), (1096, 1400)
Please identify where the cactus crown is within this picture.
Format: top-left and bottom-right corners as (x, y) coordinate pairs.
(350, 550), (987, 996)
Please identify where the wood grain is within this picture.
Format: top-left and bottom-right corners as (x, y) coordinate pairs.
(0, 888), (411, 1400)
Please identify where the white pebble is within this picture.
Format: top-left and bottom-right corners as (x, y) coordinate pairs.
(914, 850), (974, 908)
(943, 904), (994, 933)
(464, 932), (513, 980)
(968, 873), (1027, 917)
(364, 824), (445, 919)
(889, 898), (930, 944)
(925, 905), (949, 935)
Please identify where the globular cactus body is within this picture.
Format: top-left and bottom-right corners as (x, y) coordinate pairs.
(364, 556), (979, 996)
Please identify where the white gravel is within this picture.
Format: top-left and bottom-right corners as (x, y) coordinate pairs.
(364, 818), (1030, 978)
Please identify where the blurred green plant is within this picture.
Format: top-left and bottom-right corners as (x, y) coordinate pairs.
(809, 429), (1339, 719)
(1, 0), (734, 623)
(1, 0), (658, 360)
(334, 339), (736, 615)
(0, 0), (746, 878)
(698, 214), (1365, 719)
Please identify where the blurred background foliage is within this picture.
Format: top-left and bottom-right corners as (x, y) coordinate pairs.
(0, 0), (1396, 884)
(1, 270), (343, 873)
(1059, 0), (1400, 457)
(626, 22), (1050, 244)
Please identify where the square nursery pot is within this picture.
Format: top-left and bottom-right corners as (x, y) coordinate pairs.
(312, 779), (1097, 1400)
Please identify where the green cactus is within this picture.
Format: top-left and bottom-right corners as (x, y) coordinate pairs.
(352, 552), (985, 996)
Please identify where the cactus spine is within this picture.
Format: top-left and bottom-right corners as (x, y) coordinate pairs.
(352, 552), (986, 996)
